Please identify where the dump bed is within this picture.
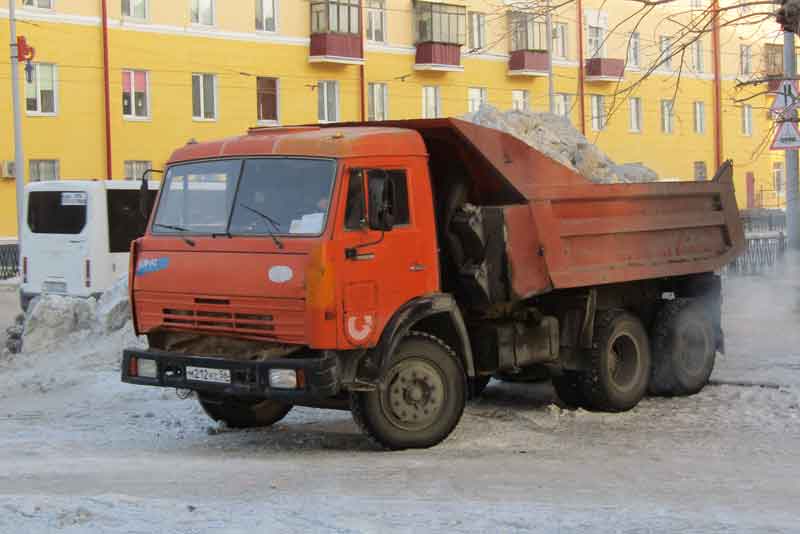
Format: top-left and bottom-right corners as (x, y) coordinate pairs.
(325, 118), (745, 299)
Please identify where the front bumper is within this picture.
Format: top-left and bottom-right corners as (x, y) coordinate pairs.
(121, 348), (340, 402)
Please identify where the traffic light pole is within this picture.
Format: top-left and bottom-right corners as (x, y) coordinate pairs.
(9, 0), (25, 241)
(784, 30), (800, 250)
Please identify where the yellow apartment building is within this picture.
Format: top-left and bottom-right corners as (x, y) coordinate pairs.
(0, 0), (791, 237)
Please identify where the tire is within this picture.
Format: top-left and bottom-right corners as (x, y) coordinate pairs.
(581, 310), (651, 412)
(350, 332), (467, 450)
(198, 394), (292, 428)
(552, 371), (588, 408)
(649, 299), (716, 397)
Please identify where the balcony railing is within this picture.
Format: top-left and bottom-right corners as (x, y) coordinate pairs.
(414, 42), (463, 71)
(508, 50), (549, 77)
(585, 57), (625, 82)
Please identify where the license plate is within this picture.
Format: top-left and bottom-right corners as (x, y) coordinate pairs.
(186, 366), (231, 384)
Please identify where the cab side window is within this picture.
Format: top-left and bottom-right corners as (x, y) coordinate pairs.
(344, 169), (365, 230)
(366, 169), (410, 226)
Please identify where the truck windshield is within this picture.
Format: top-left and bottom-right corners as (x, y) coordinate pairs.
(152, 158), (336, 236)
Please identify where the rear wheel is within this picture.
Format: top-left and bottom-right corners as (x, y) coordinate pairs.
(552, 371), (588, 408)
(351, 332), (466, 450)
(581, 310), (651, 412)
(649, 299), (716, 396)
(198, 394), (292, 428)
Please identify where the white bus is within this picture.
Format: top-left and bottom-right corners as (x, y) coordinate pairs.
(19, 180), (159, 311)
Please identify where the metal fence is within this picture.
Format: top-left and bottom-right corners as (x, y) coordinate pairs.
(0, 244), (19, 280)
(726, 233), (787, 276)
(740, 208), (786, 234)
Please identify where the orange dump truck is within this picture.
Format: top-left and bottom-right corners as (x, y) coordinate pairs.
(122, 119), (744, 449)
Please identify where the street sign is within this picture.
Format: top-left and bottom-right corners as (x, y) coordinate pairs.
(770, 79), (800, 115)
(771, 121), (800, 150)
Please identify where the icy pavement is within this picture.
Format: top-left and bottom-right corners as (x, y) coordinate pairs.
(0, 262), (798, 533)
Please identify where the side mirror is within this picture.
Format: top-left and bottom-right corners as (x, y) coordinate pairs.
(368, 172), (395, 232)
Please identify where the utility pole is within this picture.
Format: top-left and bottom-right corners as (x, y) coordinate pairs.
(545, 0), (555, 113)
(9, 0), (25, 241)
(784, 30), (800, 250)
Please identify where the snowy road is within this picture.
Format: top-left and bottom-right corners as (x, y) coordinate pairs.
(0, 263), (798, 533)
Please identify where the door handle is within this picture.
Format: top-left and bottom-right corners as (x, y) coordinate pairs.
(410, 263), (426, 272)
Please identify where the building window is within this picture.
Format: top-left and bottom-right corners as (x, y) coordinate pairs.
(691, 40), (704, 72)
(256, 0), (277, 32)
(368, 82), (388, 120)
(190, 0), (214, 25)
(122, 0), (147, 19)
(124, 160), (152, 180)
(468, 12), (486, 50)
(554, 93), (570, 117)
(23, 0), (53, 8)
(510, 12), (547, 51)
(587, 25), (605, 58)
(468, 87), (488, 113)
(29, 160), (59, 181)
(422, 86), (441, 118)
(740, 44), (752, 75)
(318, 80), (339, 122)
(661, 99), (674, 134)
(366, 0), (386, 42)
(590, 95), (605, 131)
(765, 44), (783, 76)
(311, 0), (360, 34)
(552, 22), (568, 59)
(257, 77), (278, 123)
(629, 97), (642, 132)
(659, 36), (672, 70)
(122, 70), (149, 119)
(627, 32), (640, 68)
(25, 63), (57, 115)
(742, 104), (753, 135)
(690, 0), (705, 9)
(192, 73), (217, 120)
(693, 101), (705, 134)
(415, 2), (466, 45)
(694, 161), (707, 181)
(773, 161), (785, 193)
(512, 89), (529, 111)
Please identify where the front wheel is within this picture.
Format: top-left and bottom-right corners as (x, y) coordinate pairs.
(198, 394), (292, 428)
(351, 332), (467, 450)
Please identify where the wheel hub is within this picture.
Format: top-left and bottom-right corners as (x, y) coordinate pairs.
(384, 359), (445, 429)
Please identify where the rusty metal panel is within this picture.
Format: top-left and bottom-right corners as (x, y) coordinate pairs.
(503, 204), (551, 299)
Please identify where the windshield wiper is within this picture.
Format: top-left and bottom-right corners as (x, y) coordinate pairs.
(153, 223), (196, 247)
(238, 203), (284, 249)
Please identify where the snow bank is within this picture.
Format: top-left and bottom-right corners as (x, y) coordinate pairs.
(460, 105), (659, 184)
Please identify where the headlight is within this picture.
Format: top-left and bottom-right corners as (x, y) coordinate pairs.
(137, 358), (158, 379)
(269, 369), (298, 389)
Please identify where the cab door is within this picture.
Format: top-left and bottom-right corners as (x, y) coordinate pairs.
(336, 165), (434, 348)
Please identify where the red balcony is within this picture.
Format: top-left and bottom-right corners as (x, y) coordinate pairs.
(309, 33), (363, 64)
(508, 50), (550, 77)
(414, 42), (463, 71)
(585, 57), (625, 82)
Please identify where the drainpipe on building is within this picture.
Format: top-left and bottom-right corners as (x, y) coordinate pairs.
(359, 2), (366, 121)
(576, 0), (586, 134)
(711, 0), (723, 171)
(101, 0), (113, 179)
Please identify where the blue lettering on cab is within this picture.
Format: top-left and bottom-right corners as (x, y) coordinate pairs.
(136, 257), (170, 276)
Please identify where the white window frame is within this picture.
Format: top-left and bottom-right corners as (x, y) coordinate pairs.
(552, 22), (568, 60)
(512, 89), (529, 111)
(190, 0), (215, 26)
(124, 160), (153, 180)
(590, 94), (605, 131)
(23, 0), (53, 9)
(693, 101), (705, 134)
(468, 87), (488, 113)
(25, 63), (58, 116)
(256, 76), (280, 125)
(691, 39), (704, 72)
(773, 161), (785, 194)
(122, 69), (150, 121)
(629, 97), (642, 133)
(29, 159), (60, 181)
(587, 26), (605, 59)
(555, 93), (570, 118)
(659, 36), (672, 71)
(661, 99), (674, 134)
(627, 32), (640, 68)
(742, 104), (753, 136)
(256, 0), (278, 32)
(740, 44), (752, 76)
(422, 86), (441, 119)
(468, 12), (486, 50)
(192, 73), (218, 121)
(368, 82), (388, 121)
(366, 0), (386, 42)
(121, 0), (148, 20)
(318, 80), (339, 123)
